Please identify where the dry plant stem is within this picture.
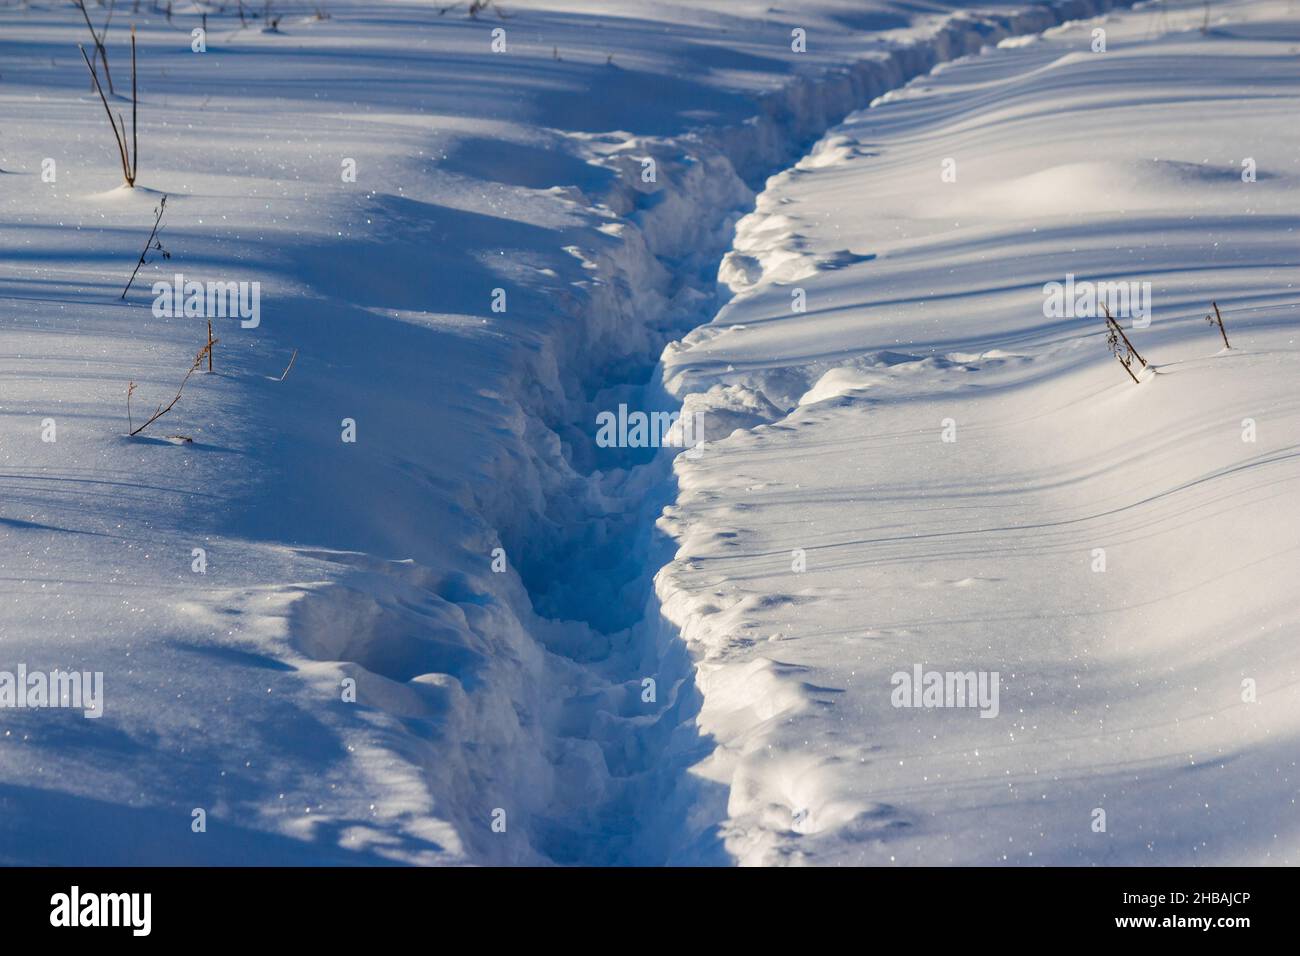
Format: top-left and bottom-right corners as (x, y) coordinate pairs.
(1117, 350), (1140, 384)
(80, 44), (131, 185)
(129, 342), (214, 437)
(80, 28), (137, 188)
(74, 0), (115, 95)
(122, 195), (166, 299)
(1101, 305), (1142, 384)
(111, 29), (138, 185)
(279, 348), (299, 381)
(131, 27), (137, 177)
(1102, 304), (1146, 367)
(1111, 320), (1142, 382)
(207, 319), (214, 371)
(1212, 301), (1231, 349)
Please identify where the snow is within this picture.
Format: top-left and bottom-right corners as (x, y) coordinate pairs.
(1, 0), (1295, 866)
(658, 0), (1300, 864)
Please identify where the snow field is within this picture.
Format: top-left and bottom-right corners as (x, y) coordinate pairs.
(5, 0), (1265, 867)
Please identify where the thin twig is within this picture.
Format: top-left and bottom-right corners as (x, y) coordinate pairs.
(122, 195), (167, 299)
(1209, 300), (1231, 349)
(129, 341), (213, 437)
(131, 26), (138, 182)
(1102, 305), (1143, 384)
(1118, 347), (1140, 383)
(1102, 304), (1146, 367)
(74, 0), (115, 95)
(79, 43), (132, 184)
(278, 348), (298, 381)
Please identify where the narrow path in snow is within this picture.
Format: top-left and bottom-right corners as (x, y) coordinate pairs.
(509, 0), (1144, 865)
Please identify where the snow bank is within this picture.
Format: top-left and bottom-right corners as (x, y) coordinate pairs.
(657, 0), (1300, 864)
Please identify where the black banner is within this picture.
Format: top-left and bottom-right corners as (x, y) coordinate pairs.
(0, 866), (1276, 941)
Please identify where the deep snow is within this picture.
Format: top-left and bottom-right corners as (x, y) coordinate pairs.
(1, 0), (1295, 866)
(659, 0), (1300, 864)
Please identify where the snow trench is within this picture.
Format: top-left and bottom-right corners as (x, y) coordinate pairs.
(290, 0), (1135, 865)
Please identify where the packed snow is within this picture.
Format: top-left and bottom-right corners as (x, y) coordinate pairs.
(0, 0), (1295, 866)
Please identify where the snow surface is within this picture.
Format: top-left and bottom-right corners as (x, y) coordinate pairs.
(0, 0), (1295, 865)
(660, 0), (1300, 864)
